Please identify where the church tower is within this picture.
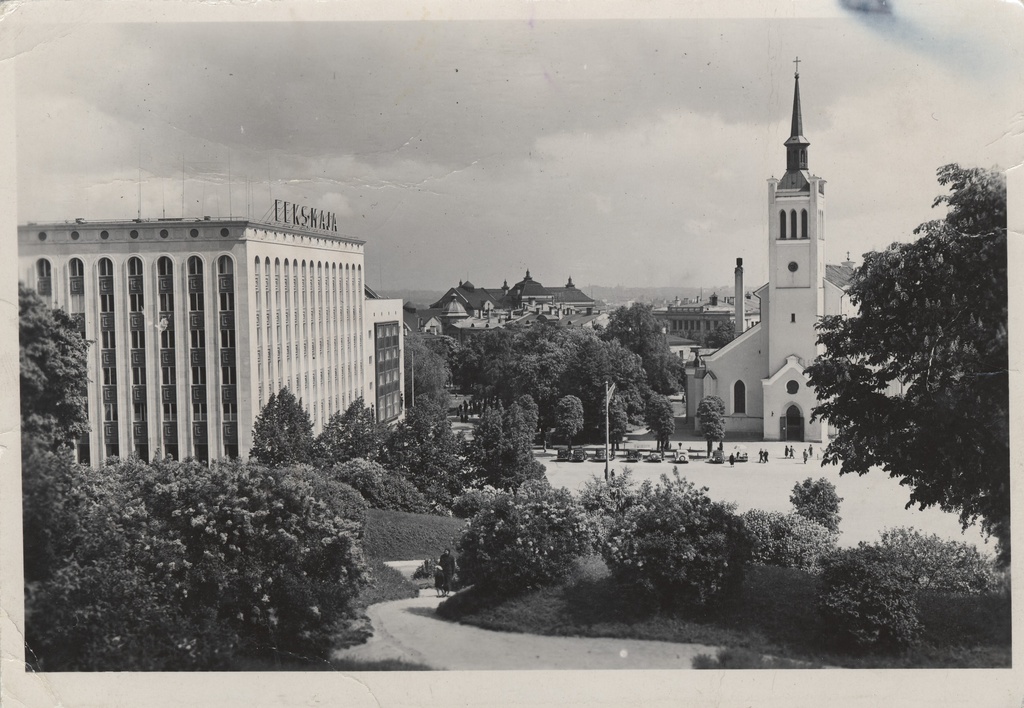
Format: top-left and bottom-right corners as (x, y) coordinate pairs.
(765, 60), (827, 375)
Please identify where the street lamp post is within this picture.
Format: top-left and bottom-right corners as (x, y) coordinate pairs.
(604, 380), (615, 482)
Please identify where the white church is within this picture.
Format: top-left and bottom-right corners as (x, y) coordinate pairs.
(684, 65), (856, 444)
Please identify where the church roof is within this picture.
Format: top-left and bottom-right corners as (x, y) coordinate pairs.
(510, 270), (554, 299)
(825, 264), (856, 291)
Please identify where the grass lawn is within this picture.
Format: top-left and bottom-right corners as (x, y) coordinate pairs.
(437, 556), (1010, 669)
(363, 508), (466, 561)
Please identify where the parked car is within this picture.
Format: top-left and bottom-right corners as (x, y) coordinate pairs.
(672, 450), (690, 464)
(571, 448), (588, 462)
(730, 445), (749, 463)
(626, 449), (642, 463)
(556, 448), (571, 461)
(710, 449), (725, 464)
(645, 451), (664, 463)
(594, 449), (608, 462)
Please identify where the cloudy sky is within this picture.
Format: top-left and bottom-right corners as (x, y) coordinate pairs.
(12, 2), (1023, 292)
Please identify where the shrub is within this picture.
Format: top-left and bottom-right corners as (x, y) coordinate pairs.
(790, 477), (843, 532)
(456, 480), (593, 595)
(818, 545), (922, 652)
(328, 459), (431, 513)
(27, 458), (369, 670)
(742, 509), (837, 572)
(875, 527), (999, 594)
(600, 470), (751, 609)
(412, 558), (437, 580)
(451, 486), (501, 519)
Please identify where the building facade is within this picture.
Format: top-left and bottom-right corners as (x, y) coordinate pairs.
(684, 68), (854, 443)
(19, 213), (404, 465)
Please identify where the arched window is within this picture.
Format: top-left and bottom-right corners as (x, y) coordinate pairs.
(158, 256), (173, 276)
(779, 210), (787, 239)
(188, 256), (203, 276)
(734, 380), (746, 414)
(99, 258), (113, 277)
(790, 210), (797, 240)
(218, 255), (233, 275)
(801, 209), (808, 239)
(36, 259), (52, 298)
(128, 257), (143, 276)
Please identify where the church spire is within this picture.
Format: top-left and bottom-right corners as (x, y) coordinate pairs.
(781, 58), (811, 191)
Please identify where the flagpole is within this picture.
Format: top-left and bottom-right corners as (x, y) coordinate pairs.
(604, 380), (612, 482)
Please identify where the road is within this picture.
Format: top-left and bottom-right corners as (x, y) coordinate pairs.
(332, 589), (720, 670)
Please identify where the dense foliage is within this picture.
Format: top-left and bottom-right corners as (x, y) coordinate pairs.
(452, 325), (650, 441)
(19, 285), (91, 455)
(875, 527), (999, 594)
(807, 164), (1009, 563)
(26, 457), (369, 670)
(327, 458), (431, 513)
(451, 485), (501, 519)
(456, 480), (593, 595)
(696, 395), (726, 452)
(379, 398), (472, 510)
(644, 394), (675, 450)
(600, 471), (750, 609)
(818, 545), (922, 653)
(741, 509), (837, 572)
(789, 477), (843, 533)
(465, 399), (546, 490)
(315, 397), (386, 465)
(601, 302), (685, 394)
(554, 395), (584, 448)
(404, 331), (454, 408)
(703, 321), (736, 349)
(249, 388), (316, 466)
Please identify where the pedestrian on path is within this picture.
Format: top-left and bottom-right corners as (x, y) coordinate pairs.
(802, 449), (808, 464)
(440, 548), (457, 596)
(434, 565), (447, 597)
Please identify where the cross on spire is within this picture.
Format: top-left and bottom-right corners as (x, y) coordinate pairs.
(793, 56), (801, 77)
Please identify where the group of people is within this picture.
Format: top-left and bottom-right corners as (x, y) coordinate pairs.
(756, 449), (770, 463)
(433, 548), (457, 597)
(782, 444), (815, 463)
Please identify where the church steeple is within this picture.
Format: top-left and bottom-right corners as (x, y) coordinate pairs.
(780, 58), (811, 191)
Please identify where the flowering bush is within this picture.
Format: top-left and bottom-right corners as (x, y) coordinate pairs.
(327, 458), (431, 513)
(742, 509), (837, 572)
(818, 545), (922, 652)
(600, 471), (750, 609)
(456, 479), (593, 595)
(790, 477), (843, 532)
(27, 457), (369, 670)
(451, 485), (501, 519)
(875, 527), (999, 594)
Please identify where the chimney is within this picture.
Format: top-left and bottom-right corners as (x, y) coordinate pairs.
(734, 257), (745, 335)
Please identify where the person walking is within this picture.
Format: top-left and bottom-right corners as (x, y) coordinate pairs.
(729, 453), (735, 466)
(802, 448), (808, 464)
(439, 548), (457, 596)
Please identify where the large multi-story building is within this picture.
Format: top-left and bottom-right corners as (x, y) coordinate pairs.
(18, 206), (404, 465)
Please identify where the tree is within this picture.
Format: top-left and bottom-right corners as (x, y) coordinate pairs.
(466, 401), (545, 491)
(250, 388), (315, 466)
(602, 302), (684, 394)
(644, 394), (675, 451)
(515, 394), (540, 444)
(315, 397), (385, 466)
(554, 395), (584, 449)
(696, 395), (726, 455)
(703, 321), (736, 349)
(789, 477), (843, 533)
(806, 164), (1009, 564)
(20, 284), (91, 455)
(327, 458), (431, 513)
(404, 332), (452, 408)
(380, 398), (471, 510)
(606, 395), (629, 451)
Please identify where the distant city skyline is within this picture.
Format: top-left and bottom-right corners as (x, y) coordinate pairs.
(15, 5), (1021, 292)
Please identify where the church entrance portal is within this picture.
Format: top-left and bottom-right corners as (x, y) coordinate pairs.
(780, 405), (804, 442)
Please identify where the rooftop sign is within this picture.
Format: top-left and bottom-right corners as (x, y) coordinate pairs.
(273, 199), (338, 233)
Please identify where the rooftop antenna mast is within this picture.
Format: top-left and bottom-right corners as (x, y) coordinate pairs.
(181, 154), (186, 218)
(137, 143), (142, 220)
(228, 153), (232, 217)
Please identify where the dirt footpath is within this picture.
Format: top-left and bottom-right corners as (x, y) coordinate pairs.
(332, 590), (720, 670)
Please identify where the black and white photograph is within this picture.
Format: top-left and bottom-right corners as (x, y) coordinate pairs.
(1, 0), (1020, 705)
